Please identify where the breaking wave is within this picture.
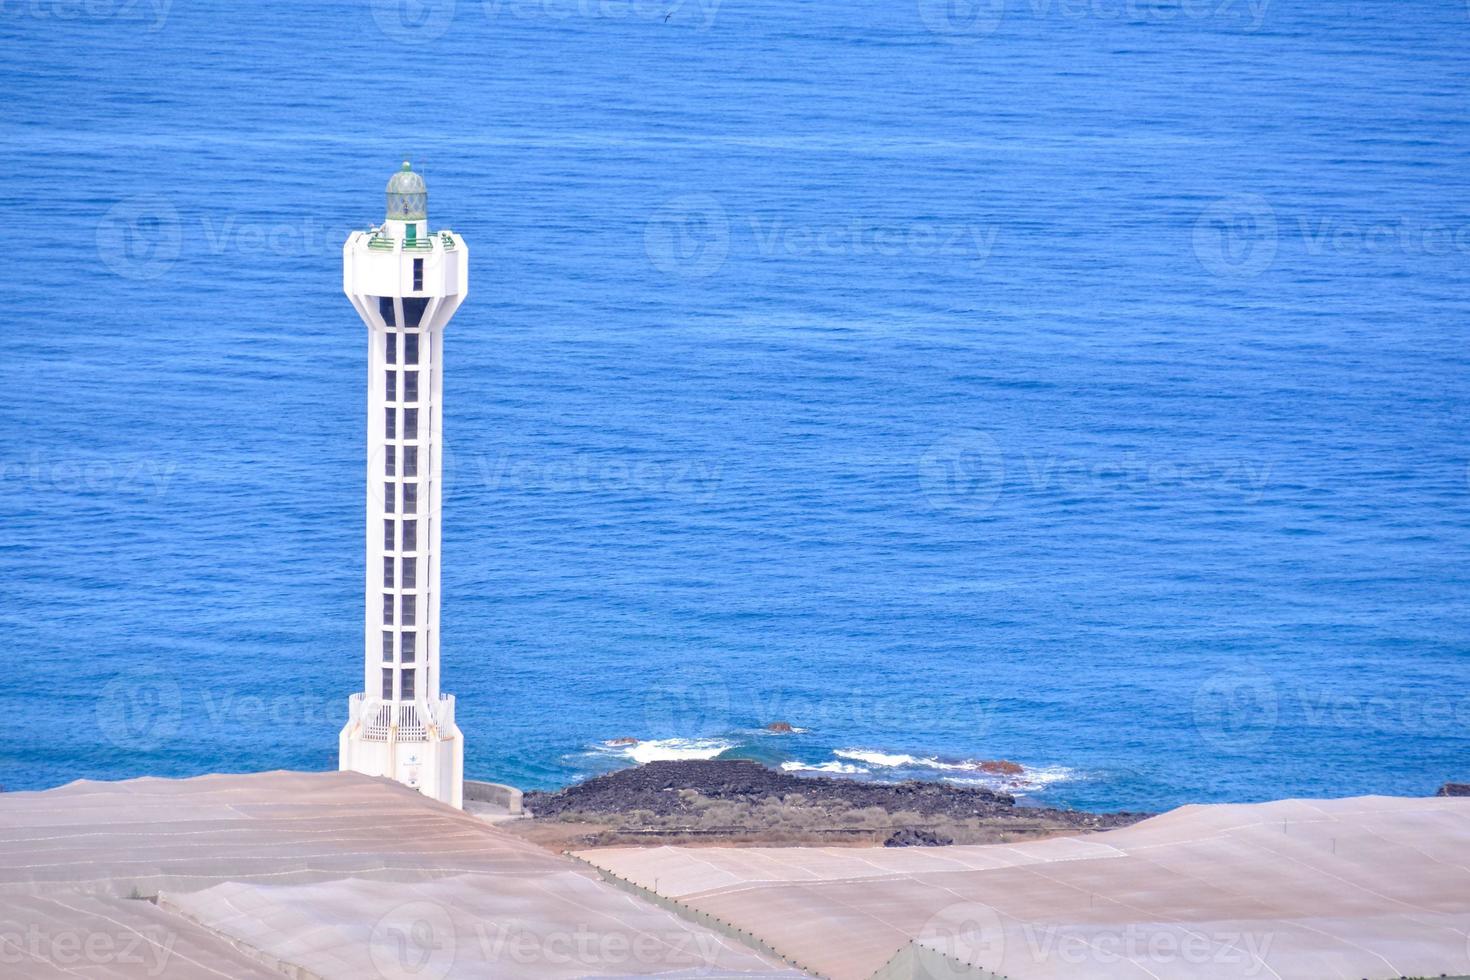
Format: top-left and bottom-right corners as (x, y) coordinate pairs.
(779, 761), (868, 775)
(833, 748), (1074, 794)
(597, 737), (736, 765)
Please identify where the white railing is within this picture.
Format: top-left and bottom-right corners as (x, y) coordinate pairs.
(348, 693), (454, 743)
(397, 703), (426, 740)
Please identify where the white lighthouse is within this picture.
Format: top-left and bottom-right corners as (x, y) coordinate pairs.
(338, 162), (467, 809)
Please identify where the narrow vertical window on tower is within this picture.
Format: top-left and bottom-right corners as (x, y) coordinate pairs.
(401, 557), (416, 589)
(383, 556), (394, 589)
(386, 333), (397, 365)
(377, 296), (396, 327)
(405, 333), (419, 365)
(386, 370), (397, 402)
(385, 407), (396, 439)
(382, 668), (394, 700)
(403, 483), (417, 514)
(404, 408), (418, 440)
(403, 519), (417, 551)
(385, 445), (396, 477)
(403, 297), (429, 329)
(401, 668), (416, 701)
(384, 519), (395, 551)
(381, 630), (394, 661)
(404, 371), (419, 402)
(402, 595), (416, 626)
(402, 631), (416, 663)
(384, 481), (395, 513)
(412, 258), (424, 291)
(382, 593), (394, 626)
(403, 446), (417, 477)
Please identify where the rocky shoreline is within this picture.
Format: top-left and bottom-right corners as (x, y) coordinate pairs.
(513, 759), (1149, 849)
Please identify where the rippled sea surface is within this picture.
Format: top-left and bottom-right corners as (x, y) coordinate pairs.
(2, 0), (1467, 810)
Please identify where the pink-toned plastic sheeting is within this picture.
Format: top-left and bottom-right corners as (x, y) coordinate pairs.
(0, 892), (288, 979)
(0, 771), (806, 978)
(579, 795), (1470, 979)
(162, 873), (792, 979)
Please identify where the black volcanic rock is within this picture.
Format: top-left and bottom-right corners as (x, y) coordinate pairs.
(884, 827), (954, 847)
(525, 759), (1016, 820)
(517, 760), (1151, 847)
(522, 759), (1150, 831)
(1437, 783), (1469, 797)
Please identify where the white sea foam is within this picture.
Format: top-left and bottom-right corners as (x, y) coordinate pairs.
(833, 749), (923, 768)
(833, 748), (1074, 793)
(833, 749), (986, 772)
(1011, 765), (1073, 788)
(779, 761), (867, 775)
(944, 768), (1072, 790)
(599, 738), (736, 764)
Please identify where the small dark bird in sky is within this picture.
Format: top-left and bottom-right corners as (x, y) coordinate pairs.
(665, 11), (671, 21)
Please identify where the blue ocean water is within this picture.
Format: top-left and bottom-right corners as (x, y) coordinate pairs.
(1, 0), (1467, 811)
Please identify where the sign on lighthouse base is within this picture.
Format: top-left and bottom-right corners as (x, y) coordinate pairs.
(339, 700), (464, 809)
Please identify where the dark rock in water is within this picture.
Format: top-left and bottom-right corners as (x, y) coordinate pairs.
(976, 759), (1024, 776)
(605, 737), (639, 746)
(884, 827), (953, 847)
(764, 722), (795, 734)
(1437, 783), (1469, 797)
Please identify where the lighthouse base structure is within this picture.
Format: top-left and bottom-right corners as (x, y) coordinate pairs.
(339, 696), (464, 810)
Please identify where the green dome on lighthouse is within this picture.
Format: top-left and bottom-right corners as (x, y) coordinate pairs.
(386, 161), (427, 221)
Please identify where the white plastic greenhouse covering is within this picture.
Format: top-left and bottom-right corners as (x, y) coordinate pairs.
(578, 794), (1470, 980)
(0, 771), (805, 979)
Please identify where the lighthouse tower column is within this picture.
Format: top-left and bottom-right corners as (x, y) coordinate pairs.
(338, 162), (467, 809)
